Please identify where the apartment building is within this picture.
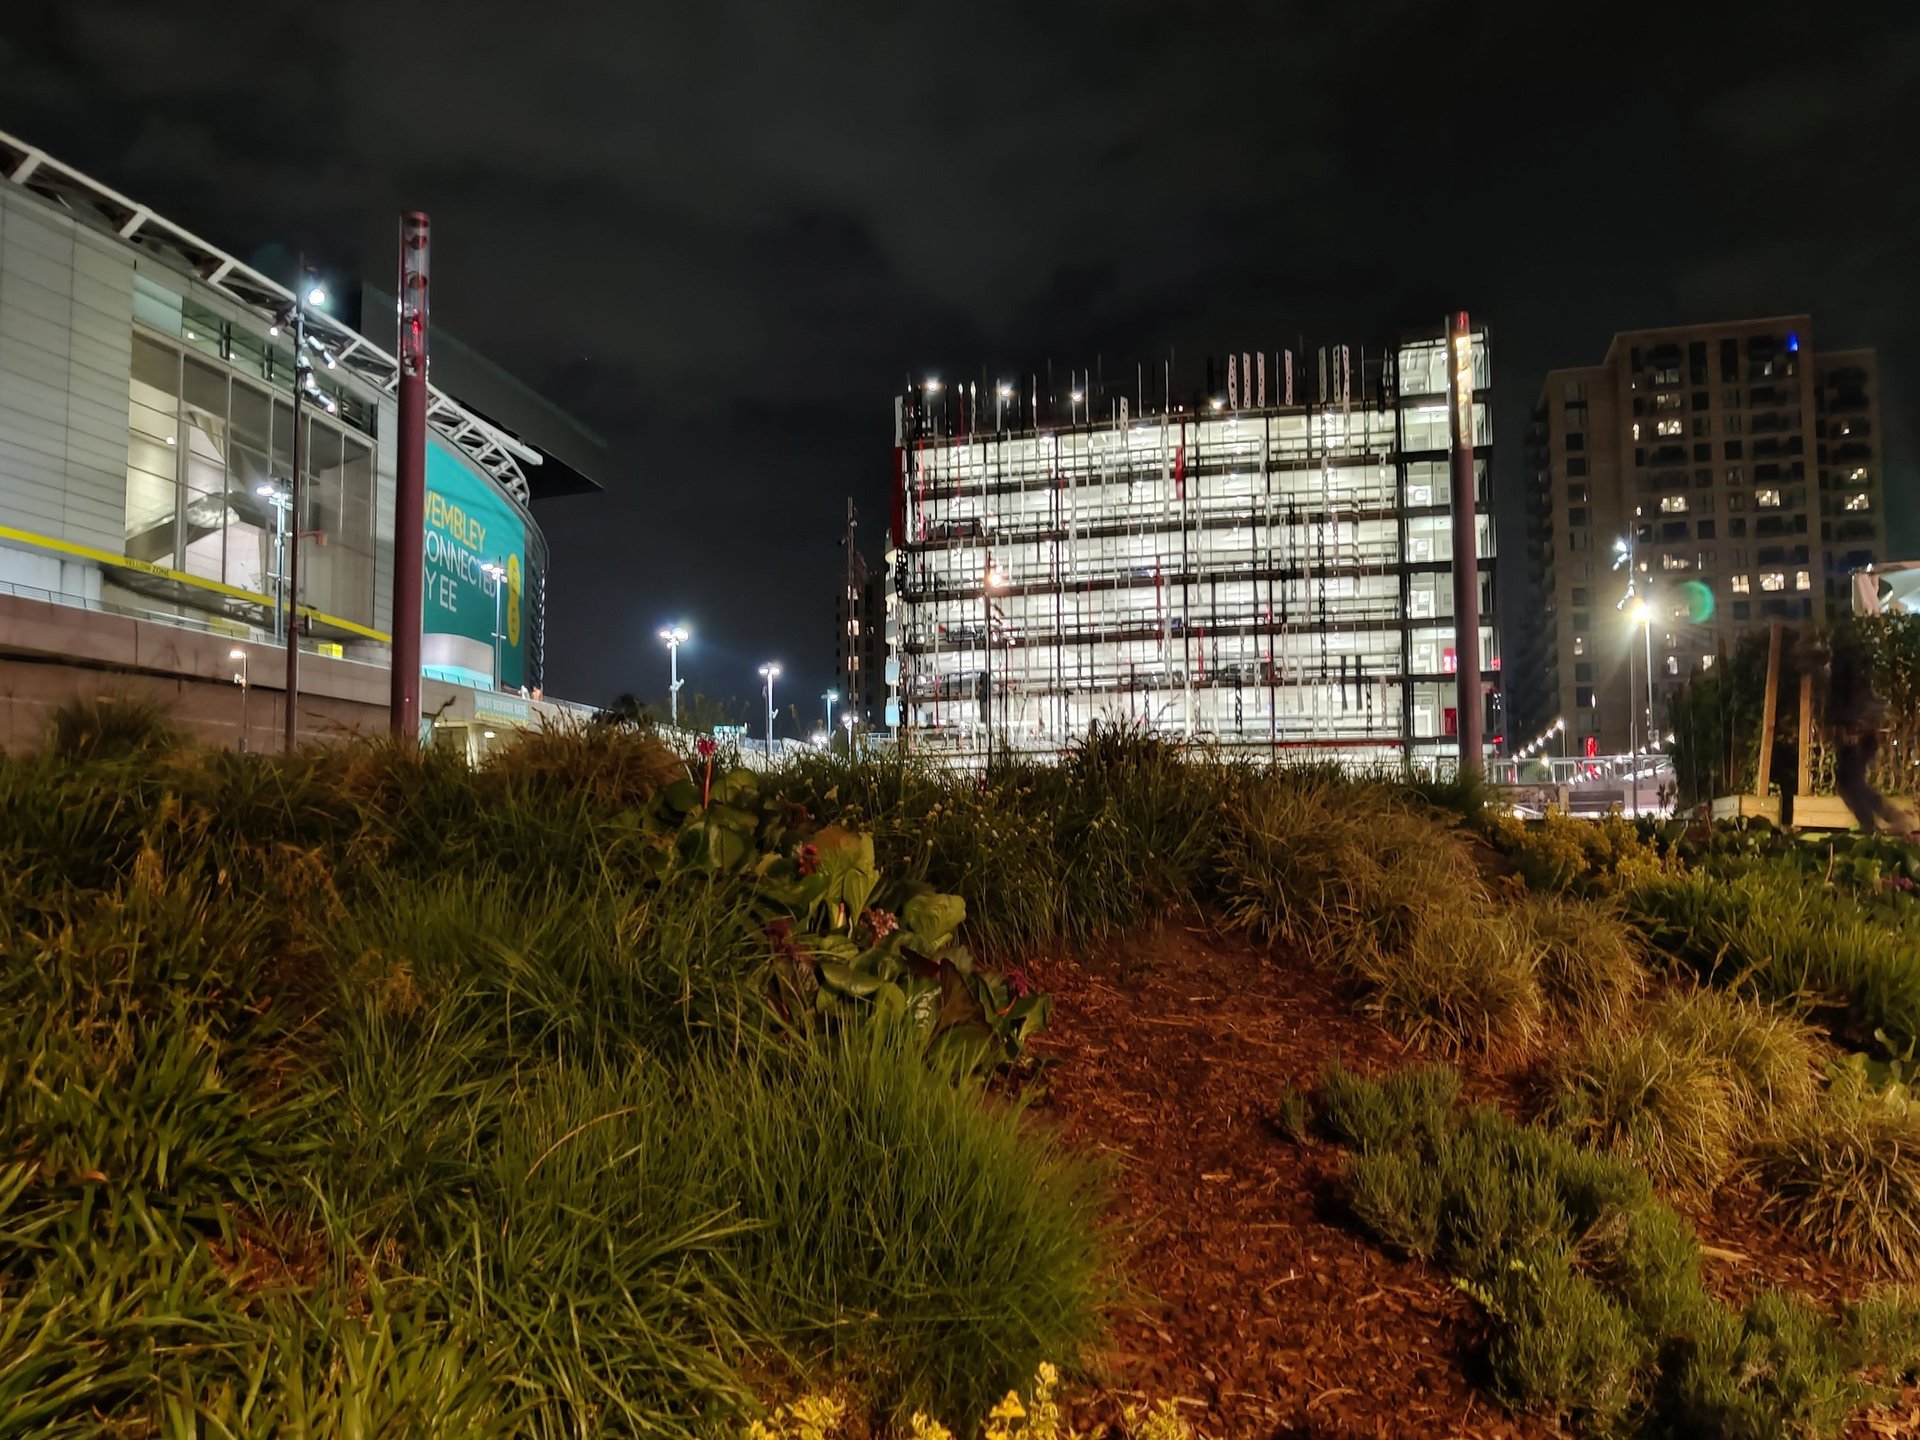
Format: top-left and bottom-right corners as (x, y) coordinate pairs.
(1521, 317), (1882, 755)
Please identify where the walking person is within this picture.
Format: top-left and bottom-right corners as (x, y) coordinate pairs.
(1826, 627), (1913, 833)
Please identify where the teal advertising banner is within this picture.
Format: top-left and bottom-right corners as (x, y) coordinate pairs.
(423, 438), (526, 690)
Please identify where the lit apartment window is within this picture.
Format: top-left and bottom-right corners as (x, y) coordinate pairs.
(1666, 655), (1680, 676)
(1655, 394), (1683, 412)
(1761, 572), (1786, 592)
(1838, 423), (1854, 437)
(1756, 489), (1782, 508)
(1573, 636), (1586, 656)
(1795, 571), (1811, 591)
(1659, 495), (1688, 513)
(1657, 418), (1683, 436)
(1662, 554), (1692, 571)
(1702, 654), (1716, 671)
(1731, 575), (1750, 594)
(1631, 422), (1642, 441)
(1845, 493), (1871, 512)
(1850, 467), (1869, 482)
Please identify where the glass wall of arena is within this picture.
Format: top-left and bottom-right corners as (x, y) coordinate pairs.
(893, 334), (1496, 766)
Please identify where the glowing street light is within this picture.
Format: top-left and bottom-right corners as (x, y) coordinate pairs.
(659, 625), (689, 727)
(758, 662), (781, 761)
(823, 688), (838, 741)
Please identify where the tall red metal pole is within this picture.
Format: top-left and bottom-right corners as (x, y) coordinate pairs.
(1446, 310), (1485, 775)
(392, 212), (430, 740)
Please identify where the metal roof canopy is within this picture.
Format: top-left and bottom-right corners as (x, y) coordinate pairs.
(0, 128), (541, 505)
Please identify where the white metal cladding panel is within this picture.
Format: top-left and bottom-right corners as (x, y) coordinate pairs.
(0, 187), (134, 551)
(0, 439), (66, 527)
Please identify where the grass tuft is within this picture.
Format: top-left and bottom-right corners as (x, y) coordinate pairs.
(1520, 894), (1645, 1029)
(1758, 1071), (1920, 1279)
(1355, 909), (1544, 1057)
(45, 694), (183, 762)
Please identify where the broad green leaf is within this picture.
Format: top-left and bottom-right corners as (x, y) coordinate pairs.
(903, 893), (965, 950)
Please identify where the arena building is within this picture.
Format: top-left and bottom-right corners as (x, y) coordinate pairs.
(0, 129), (604, 752)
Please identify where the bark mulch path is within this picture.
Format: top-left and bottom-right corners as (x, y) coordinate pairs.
(1026, 924), (1920, 1439)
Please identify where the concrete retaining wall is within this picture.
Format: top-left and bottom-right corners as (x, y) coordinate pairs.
(0, 589), (462, 752)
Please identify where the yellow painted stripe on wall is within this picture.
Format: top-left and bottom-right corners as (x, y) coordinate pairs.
(0, 523), (391, 643)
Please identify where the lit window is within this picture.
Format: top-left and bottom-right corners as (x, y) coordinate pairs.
(1666, 655), (1680, 676)
(1756, 489), (1781, 508)
(1731, 575), (1750, 594)
(1845, 493), (1871, 512)
(1631, 422), (1642, 441)
(1656, 418), (1684, 436)
(1761, 572), (1786, 592)
(1850, 467), (1868, 482)
(1660, 495), (1688, 513)
(1795, 570), (1811, 591)
(1573, 636), (1586, 656)
(1662, 554), (1692, 571)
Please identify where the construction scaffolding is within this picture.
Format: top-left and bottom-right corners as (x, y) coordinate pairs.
(887, 326), (1497, 768)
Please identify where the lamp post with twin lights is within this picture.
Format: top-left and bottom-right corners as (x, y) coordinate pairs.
(758, 662), (781, 762)
(659, 625), (689, 727)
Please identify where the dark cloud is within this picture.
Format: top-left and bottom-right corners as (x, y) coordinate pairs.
(4, 0), (1916, 718)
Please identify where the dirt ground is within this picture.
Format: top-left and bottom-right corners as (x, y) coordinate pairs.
(1026, 925), (1920, 1440)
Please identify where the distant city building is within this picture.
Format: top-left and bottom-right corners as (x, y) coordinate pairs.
(1520, 317), (1883, 756)
(0, 130), (603, 752)
(833, 545), (889, 732)
(887, 324), (1496, 767)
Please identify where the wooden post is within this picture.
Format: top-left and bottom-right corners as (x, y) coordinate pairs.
(1754, 619), (1784, 796)
(1796, 670), (1814, 797)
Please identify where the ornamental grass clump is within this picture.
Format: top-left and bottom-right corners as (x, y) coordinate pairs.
(1550, 988), (1823, 1192)
(1550, 1023), (1739, 1191)
(1758, 1069), (1920, 1279)
(1520, 893), (1645, 1029)
(1355, 907), (1545, 1057)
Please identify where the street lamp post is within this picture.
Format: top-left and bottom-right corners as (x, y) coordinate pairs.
(256, 482), (291, 642)
(658, 626), (688, 727)
(1636, 600), (1655, 749)
(758, 663), (781, 763)
(230, 647), (250, 752)
(281, 263), (331, 755)
(823, 689), (837, 746)
(482, 560), (507, 690)
(982, 560), (1007, 771)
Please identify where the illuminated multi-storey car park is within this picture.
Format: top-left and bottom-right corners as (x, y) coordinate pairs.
(889, 327), (1496, 768)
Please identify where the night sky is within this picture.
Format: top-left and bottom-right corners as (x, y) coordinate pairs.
(4, 2), (1915, 731)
